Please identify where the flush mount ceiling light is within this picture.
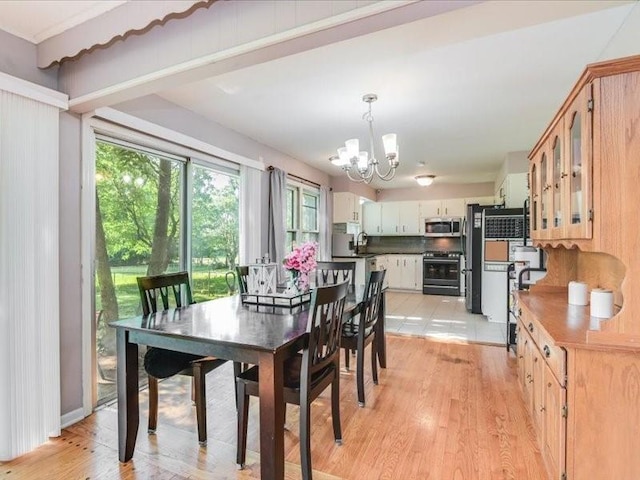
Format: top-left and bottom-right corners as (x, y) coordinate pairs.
(415, 174), (436, 186)
(329, 93), (398, 183)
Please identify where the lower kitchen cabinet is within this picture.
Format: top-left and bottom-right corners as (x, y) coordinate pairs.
(517, 309), (566, 480)
(386, 254), (421, 290)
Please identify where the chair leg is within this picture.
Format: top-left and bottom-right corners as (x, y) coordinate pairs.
(331, 366), (342, 445)
(233, 362), (242, 410)
(236, 382), (249, 468)
(356, 342), (365, 407)
(191, 377), (196, 404)
(344, 347), (350, 370)
(300, 399), (312, 480)
(193, 364), (207, 446)
(371, 340), (379, 385)
(148, 375), (158, 434)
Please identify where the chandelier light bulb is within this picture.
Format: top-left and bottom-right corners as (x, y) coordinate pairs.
(382, 133), (397, 157)
(357, 151), (369, 171)
(337, 147), (349, 166)
(345, 138), (359, 160)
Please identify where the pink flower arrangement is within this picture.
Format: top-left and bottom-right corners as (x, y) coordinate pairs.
(283, 241), (318, 291)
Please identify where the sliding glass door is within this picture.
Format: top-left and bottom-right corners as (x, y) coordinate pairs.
(94, 138), (239, 405)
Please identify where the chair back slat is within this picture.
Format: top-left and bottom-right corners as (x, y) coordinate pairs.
(304, 281), (349, 376)
(315, 261), (355, 289)
(236, 266), (249, 295)
(359, 269), (386, 333)
(137, 271), (194, 315)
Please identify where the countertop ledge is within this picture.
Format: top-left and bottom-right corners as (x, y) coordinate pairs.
(516, 289), (631, 352)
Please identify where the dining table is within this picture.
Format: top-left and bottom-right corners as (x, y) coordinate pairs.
(109, 287), (386, 480)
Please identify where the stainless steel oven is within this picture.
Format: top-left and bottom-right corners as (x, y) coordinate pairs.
(423, 251), (461, 296)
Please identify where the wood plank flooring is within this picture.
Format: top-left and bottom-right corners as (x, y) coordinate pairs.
(0, 336), (548, 479)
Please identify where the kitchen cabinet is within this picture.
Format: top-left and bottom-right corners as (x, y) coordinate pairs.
(494, 173), (528, 208)
(333, 192), (361, 223)
(464, 196), (496, 208)
(418, 199), (465, 219)
(529, 83), (593, 244)
(385, 254), (421, 290)
(381, 202), (419, 235)
(362, 202), (382, 234)
(516, 305), (567, 480)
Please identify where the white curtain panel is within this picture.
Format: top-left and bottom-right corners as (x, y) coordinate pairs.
(318, 186), (332, 261)
(0, 90), (61, 460)
(239, 164), (264, 265)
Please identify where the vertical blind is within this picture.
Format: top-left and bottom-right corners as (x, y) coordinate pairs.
(0, 89), (61, 460)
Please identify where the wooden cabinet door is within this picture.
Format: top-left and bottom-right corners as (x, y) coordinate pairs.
(399, 256), (417, 289)
(543, 363), (567, 480)
(333, 192), (356, 223)
(386, 255), (402, 288)
(441, 198), (465, 217)
(564, 84), (593, 240)
(539, 143), (552, 240)
(381, 203), (400, 234)
(398, 202), (420, 234)
(362, 202), (382, 234)
(532, 348), (545, 437)
(516, 323), (526, 386)
(550, 119), (566, 238)
(529, 157), (541, 240)
(419, 200), (442, 219)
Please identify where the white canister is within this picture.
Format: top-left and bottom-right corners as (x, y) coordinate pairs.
(590, 288), (614, 318)
(568, 281), (589, 306)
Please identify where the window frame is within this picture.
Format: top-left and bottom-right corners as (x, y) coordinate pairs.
(285, 179), (320, 251)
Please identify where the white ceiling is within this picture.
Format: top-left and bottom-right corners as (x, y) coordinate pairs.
(1, 1), (638, 190)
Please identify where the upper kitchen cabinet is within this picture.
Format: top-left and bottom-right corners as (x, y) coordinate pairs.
(362, 202), (382, 234)
(495, 173), (528, 208)
(464, 196), (496, 208)
(381, 201), (420, 235)
(418, 199), (465, 219)
(564, 85), (593, 240)
(333, 192), (361, 224)
(529, 82), (594, 245)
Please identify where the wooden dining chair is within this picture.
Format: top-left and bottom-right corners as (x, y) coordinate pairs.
(235, 265), (249, 295)
(315, 261), (355, 290)
(137, 271), (230, 446)
(341, 269), (386, 407)
(235, 281), (349, 479)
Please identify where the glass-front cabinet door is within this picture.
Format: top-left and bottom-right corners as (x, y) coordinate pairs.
(530, 161), (539, 237)
(551, 119), (565, 237)
(540, 151), (549, 237)
(565, 85), (593, 239)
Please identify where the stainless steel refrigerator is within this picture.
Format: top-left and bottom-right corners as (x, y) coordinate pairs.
(464, 203), (495, 313)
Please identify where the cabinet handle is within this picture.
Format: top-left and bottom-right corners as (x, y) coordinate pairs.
(543, 345), (551, 358)
(548, 382), (552, 387)
(518, 355), (523, 359)
(534, 357), (538, 363)
(561, 172), (568, 179)
(528, 378), (534, 384)
(518, 308), (522, 317)
(540, 406), (546, 412)
(528, 322), (534, 333)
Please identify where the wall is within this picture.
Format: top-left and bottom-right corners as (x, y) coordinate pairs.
(494, 150), (529, 192)
(329, 175), (376, 201)
(58, 111), (83, 416)
(377, 181), (494, 202)
(0, 29), (57, 89)
(114, 95), (331, 186)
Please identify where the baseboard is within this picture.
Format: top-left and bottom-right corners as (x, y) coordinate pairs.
(61, 407), (86, 429)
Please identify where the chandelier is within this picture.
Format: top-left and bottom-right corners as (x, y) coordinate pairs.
(329, 93), (398, 183)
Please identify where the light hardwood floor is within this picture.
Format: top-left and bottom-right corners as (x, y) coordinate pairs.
(1, 334), (547, 479)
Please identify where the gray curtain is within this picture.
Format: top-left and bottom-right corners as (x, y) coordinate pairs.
(318, 186), (332, 261)
(267, 167), (287, 284)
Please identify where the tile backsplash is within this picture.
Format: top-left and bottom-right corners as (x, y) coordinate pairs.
(365, 236), (462, 254)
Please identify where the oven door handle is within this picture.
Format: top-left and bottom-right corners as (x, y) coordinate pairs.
(423, 258), (459, 264)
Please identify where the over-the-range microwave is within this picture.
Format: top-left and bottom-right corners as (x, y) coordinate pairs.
(424, 217), (462, 237)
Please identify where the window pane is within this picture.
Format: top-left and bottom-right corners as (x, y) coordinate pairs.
(302, 192), (318, 232)
(286, 232), (296, 252)
(191, 165), (239, 302)
(94, 140), (183, 405)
